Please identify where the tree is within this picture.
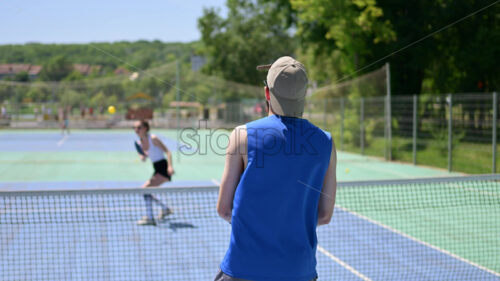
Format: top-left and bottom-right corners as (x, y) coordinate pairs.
(291, 0), (499, 95)
(291, 0), (396, 86)
(39, 56), (73, 81)
(63, 70), (84, 81)
(13, 71), (30, 82)
(59, 89), (82, 108)
(198, 0), (297, 86)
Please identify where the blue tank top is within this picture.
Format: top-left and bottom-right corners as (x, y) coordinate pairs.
(220, 115), (332, 281)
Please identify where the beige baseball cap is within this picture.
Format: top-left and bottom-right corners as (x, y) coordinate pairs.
(257, 56), (308, 118)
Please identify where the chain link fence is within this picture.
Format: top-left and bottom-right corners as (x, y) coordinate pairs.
(311, 93), (499, 174)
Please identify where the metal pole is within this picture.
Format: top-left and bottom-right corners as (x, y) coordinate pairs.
(360, 97), (365, 155)
(413, 94), (418, 165)
(384, 96), (387, 160)
(493, 92), (498, 174)
(448, 94), (453, 172)
(176, 60), (181, 163)
(340, 98), (344, 151)
(385, 63), (392, 160)
(51, 82), (57, 124)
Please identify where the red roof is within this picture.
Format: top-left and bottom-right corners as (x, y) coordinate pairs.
(73, 64), (90, 74)
(0, 63), (101, 76)
(0, 64), (31, 75)
(28, 65), (42, 75)
(73, 64), (102, 75)
(114, 67), (130, 75)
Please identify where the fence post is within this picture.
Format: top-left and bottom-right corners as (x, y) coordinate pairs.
(340, 98), (344, 151)
(386, 63), (392, 160)
(448, 94), (453, 172)
(493, 92), (498, 174)
(360, 97), (365, 155)
(413, 94), (418, 165)
(385, 95), (392, 160)
(384, 96), (387, 160)
(176, 60), (181, 163)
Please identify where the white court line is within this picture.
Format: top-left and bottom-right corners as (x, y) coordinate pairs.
(57, 135), (68, 147)
(317, 245), (373, 281)
(211, 178), (221, 186)
(337, 206), (500, 278)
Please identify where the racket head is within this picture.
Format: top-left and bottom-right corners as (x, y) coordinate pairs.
(134, 141), (146, 156)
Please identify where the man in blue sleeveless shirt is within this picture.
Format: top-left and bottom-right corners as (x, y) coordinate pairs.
(216, 56), (337, 281)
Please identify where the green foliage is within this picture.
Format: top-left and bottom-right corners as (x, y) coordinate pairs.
(341, 97), (377, 148)
(198, 0), (296, 86)
(107, 95), (119, 109)
(0, 41), (196, 77)
(89, 91), (107, 108)
(63, 71), (84, 81)
(59, 89), (82, 107)
(291, 0), (396, 83)
(162, 91), (175, 108)
(39, 56), (73, 81)
(26, 87), (48, 102)
(13, 71), (30, 82)
(287, 0), (499, 95)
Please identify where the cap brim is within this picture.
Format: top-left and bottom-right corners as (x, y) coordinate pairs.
(256, 64), (272, 71)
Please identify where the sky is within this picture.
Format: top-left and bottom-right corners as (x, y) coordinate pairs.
(1, 0), (227, 45)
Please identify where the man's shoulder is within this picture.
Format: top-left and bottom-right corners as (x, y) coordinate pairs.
(302, 119), (332, 139)
(232, 125), (247, 146)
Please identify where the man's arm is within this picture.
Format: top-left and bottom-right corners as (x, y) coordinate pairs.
(317, 139), (337, 226)
(217, 126), (246, 223)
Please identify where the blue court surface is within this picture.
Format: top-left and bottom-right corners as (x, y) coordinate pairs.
(1, 185), (499, 281)
(1, 131), (498, 280)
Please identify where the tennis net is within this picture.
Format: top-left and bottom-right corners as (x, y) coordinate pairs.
(1, 175), (499, 280)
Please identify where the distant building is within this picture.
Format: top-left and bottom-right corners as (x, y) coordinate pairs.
(0, 64), (42, 80)
(28, 65), (42, 80)
(114, 67), (130, 75)
(191, 55), (206, 72)
(73, 64), (102, 76)
(0, 63), (102, 80)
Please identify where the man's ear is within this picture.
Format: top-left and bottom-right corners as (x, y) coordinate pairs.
(265, 87), (271, 101)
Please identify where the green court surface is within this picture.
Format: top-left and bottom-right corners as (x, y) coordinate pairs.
(0, 129), (461, 183)
(338, 181), (500, 274)
(1, 129), (499, 279)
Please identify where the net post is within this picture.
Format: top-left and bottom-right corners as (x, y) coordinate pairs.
(413, 94), (418, 165)
(360, 97), (365, 155)
(493, 92), (498, 174)
(448, 94), (453, 172)
(385, 63), (392, 160)
(340, 97), (344, 151)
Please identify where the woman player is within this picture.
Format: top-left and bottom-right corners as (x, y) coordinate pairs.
(133, 120), (175, 226)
